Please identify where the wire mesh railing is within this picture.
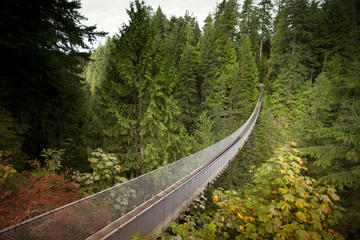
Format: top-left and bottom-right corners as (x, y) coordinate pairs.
(0, 88), (264, 240)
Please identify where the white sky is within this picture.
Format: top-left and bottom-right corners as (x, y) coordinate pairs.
(79, 0), (221, 48)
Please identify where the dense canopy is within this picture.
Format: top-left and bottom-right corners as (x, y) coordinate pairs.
(0, 0), (359, 238)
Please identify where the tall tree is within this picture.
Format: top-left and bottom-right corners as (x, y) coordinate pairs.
(0, 0), (104, 169)
(214, 0), (239, 42)
(199, 15), (217, 106)
(90, 0), (190, 177)
(257, 0), (273, 61)
(239, 0), (259, 52)
(231, 35), (259, 123)
(176, 24), (201, 128)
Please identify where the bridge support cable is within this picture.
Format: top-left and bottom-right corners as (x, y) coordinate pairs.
(0, 87), (264, 240)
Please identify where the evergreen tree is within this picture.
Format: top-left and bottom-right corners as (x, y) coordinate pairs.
(258, 0), (273, 61)
(176, 24), (201, 128)
(199, 15), (217, 106)
(232, 35), (259, 123)
(257, 0), (273, 80)
(267, 16), (291, 86)
(214, 0), (239, 42)
(0, 0), (104, 169)
(239, 0), (259, 54)
(84, 37), (122, 154)
(89, 0), (191, 177)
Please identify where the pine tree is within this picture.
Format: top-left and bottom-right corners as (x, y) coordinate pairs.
(231, 35), (259, 123)
(84, 37), (122, 154)
(239, 0), (259, 54)
(257, 0), (273, 61)
(267, 16), (291, 86)
(176, 24), (201, 128)
(272, 1), (360, 237)
(256, 0), (274, 80)
(88, 1), (193, 177)
(214, 0), (239, 42)
(199, 15), (217, 105)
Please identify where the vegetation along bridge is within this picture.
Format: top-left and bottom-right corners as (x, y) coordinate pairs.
(0, 87), (264, 240)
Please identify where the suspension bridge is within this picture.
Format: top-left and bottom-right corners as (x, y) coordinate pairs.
(0, 87), (264, 240)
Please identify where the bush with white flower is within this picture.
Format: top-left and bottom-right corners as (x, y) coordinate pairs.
(73, 148), (127, 193)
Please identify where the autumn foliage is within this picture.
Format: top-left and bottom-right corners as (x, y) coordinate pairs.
(164, 146), (344, 240)
(0, 171), (82, 229)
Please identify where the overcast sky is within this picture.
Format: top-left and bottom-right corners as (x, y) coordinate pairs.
(79, 0), (221, 48)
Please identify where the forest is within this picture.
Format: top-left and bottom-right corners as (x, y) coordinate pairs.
(0, 0), (359, 239)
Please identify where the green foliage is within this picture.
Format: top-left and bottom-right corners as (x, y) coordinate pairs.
(41, 148), (64, 172)
(0, 162), (16, 184)
(192, 111), (215, 151)
(1, 0), (104, 168)
(73, 148), (127, 193)
(232, 35), (259, 123)
(199, 15), (217, 104)
(83, 0), (195, 177)
(295, 53), (360, 190)
(175, 24), (201, 128)
(214, 0), (239, 41)
(0, 107), (26, 170)
(214, 97), (280, 190)
(163, 146), (344, 240)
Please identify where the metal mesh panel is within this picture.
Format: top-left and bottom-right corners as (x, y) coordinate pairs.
(0, 90), (263, 240)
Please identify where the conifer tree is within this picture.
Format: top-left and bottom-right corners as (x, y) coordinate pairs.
(239, 0), (259, 54)
(199, 15), (217, 105)
(257, 0), (273, 61)
(214, 0), (239, 42)
(88, 1), (194, 176)
(256, 0), (273, 80)
(176, 24), (201, 128)
(0, 0), (104, 169)
(232, 35), (259, 123)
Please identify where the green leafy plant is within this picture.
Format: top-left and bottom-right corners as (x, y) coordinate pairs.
(73, 148), (127, 193)
(0, 160), (16, 184)
(0, 107), (26, 170)
(164, 146), (344, 240)
(211, 146), (344, 240)
(41, 148), (64, 171)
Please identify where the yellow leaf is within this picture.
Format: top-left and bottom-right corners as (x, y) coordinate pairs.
(295, 211), (307, 222)
(279, 187), (288, 194)
(295, 198), (310, 208)
(295, 157), (303, 165)
(280, 201), (291, 212)
(283, 193), (295, 202)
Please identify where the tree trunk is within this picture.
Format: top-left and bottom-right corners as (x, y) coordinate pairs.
(139, 98), (145, 175)
(259, 38), (263, 60)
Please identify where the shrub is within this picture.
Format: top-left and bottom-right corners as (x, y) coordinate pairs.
(41, 148), (65, 171)
(73, 148), (127, 193)
(166, 146), (344, 240)
(0, 171), (81, 229)
(0, 107), (26, 170)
